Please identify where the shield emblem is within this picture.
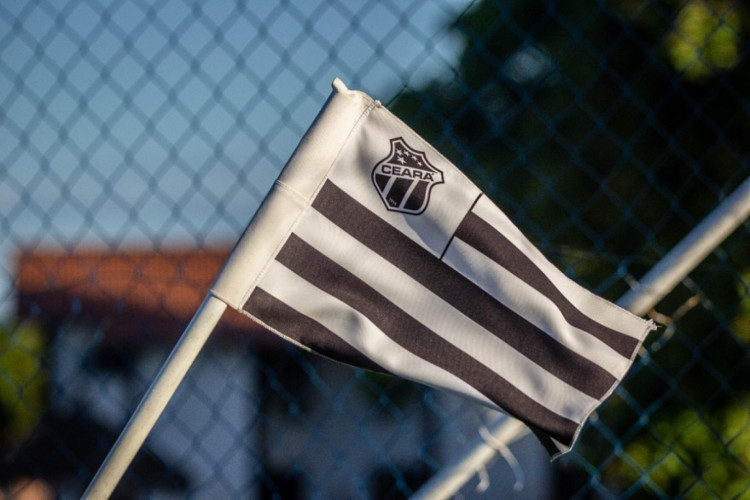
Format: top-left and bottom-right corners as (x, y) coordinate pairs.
(371, 137), (444, 215)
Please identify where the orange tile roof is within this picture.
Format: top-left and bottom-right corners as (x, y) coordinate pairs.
(16, 247), (280, 349)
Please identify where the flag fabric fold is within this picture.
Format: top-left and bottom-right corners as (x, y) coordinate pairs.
(210, 78), (655, 456)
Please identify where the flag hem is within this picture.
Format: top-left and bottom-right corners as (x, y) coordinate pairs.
(210, 78), (377, 308)
(558, 318), (657, 459)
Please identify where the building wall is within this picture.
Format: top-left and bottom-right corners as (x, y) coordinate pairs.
(47, 322), (551, 498)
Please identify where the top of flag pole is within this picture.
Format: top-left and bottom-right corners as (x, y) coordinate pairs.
(210, 77), (377, 310)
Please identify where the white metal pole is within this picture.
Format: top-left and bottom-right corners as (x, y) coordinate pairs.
(618, 175), (750, 316)
(411, 176), (750, 500)
(411, 416), (529, 500)
(83, 293), (227, 500)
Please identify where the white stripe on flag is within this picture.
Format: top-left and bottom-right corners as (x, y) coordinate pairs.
(258, 261), (494, 408)
(471, 196), (647, 340)
(444, 238), (630, 377)
(295, 207), (599, 422)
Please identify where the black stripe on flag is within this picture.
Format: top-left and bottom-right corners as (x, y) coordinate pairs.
(245, 287), (386, 375)
(387, 177), (412, 208)
(454, 210), (639, 358)
(274, 233), (579, 446)
(312, 181), (615, 400)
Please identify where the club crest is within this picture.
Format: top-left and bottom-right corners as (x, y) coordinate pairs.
(371, 137), (444, 215)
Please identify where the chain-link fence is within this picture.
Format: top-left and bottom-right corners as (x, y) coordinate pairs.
(2, 0), (749, 498)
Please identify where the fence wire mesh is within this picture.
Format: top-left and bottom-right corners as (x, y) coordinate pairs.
(2, 0), (749, 498)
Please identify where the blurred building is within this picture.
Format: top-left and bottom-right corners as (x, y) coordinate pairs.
(12, 247), (552, 499)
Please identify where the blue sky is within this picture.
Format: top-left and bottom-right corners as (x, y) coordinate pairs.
(0, 0), (473, 317)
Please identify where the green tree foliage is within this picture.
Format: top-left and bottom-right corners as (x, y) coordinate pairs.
(610, 405), (750, 499)
(0, 321), (48, 453)
(667, 0), (742, 80)
(390, 0), (750, 495)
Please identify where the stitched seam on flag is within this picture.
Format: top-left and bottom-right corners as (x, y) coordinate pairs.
(303, 98), (380, 207)
(275, 233), (580, 446)
(296, 207), (599, 422)
(237, 99), (380, 307)
(272, 180), (308, 205)
(439, 192), (483, 261)
(311, 180), (616, 400)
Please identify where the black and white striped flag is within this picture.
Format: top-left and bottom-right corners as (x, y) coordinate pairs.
(211, 78), (655, 456)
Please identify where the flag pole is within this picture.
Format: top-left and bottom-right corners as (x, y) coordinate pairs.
(82, 293), (227, 500)
(411, 175), (750, 500)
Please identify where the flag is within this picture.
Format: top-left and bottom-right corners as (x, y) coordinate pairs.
(210, 78), (655, 456)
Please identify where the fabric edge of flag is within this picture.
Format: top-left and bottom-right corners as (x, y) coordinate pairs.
(554, 318), (657, 459)
(470, 195), (652, 343)
(210, 78), (375, 308)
